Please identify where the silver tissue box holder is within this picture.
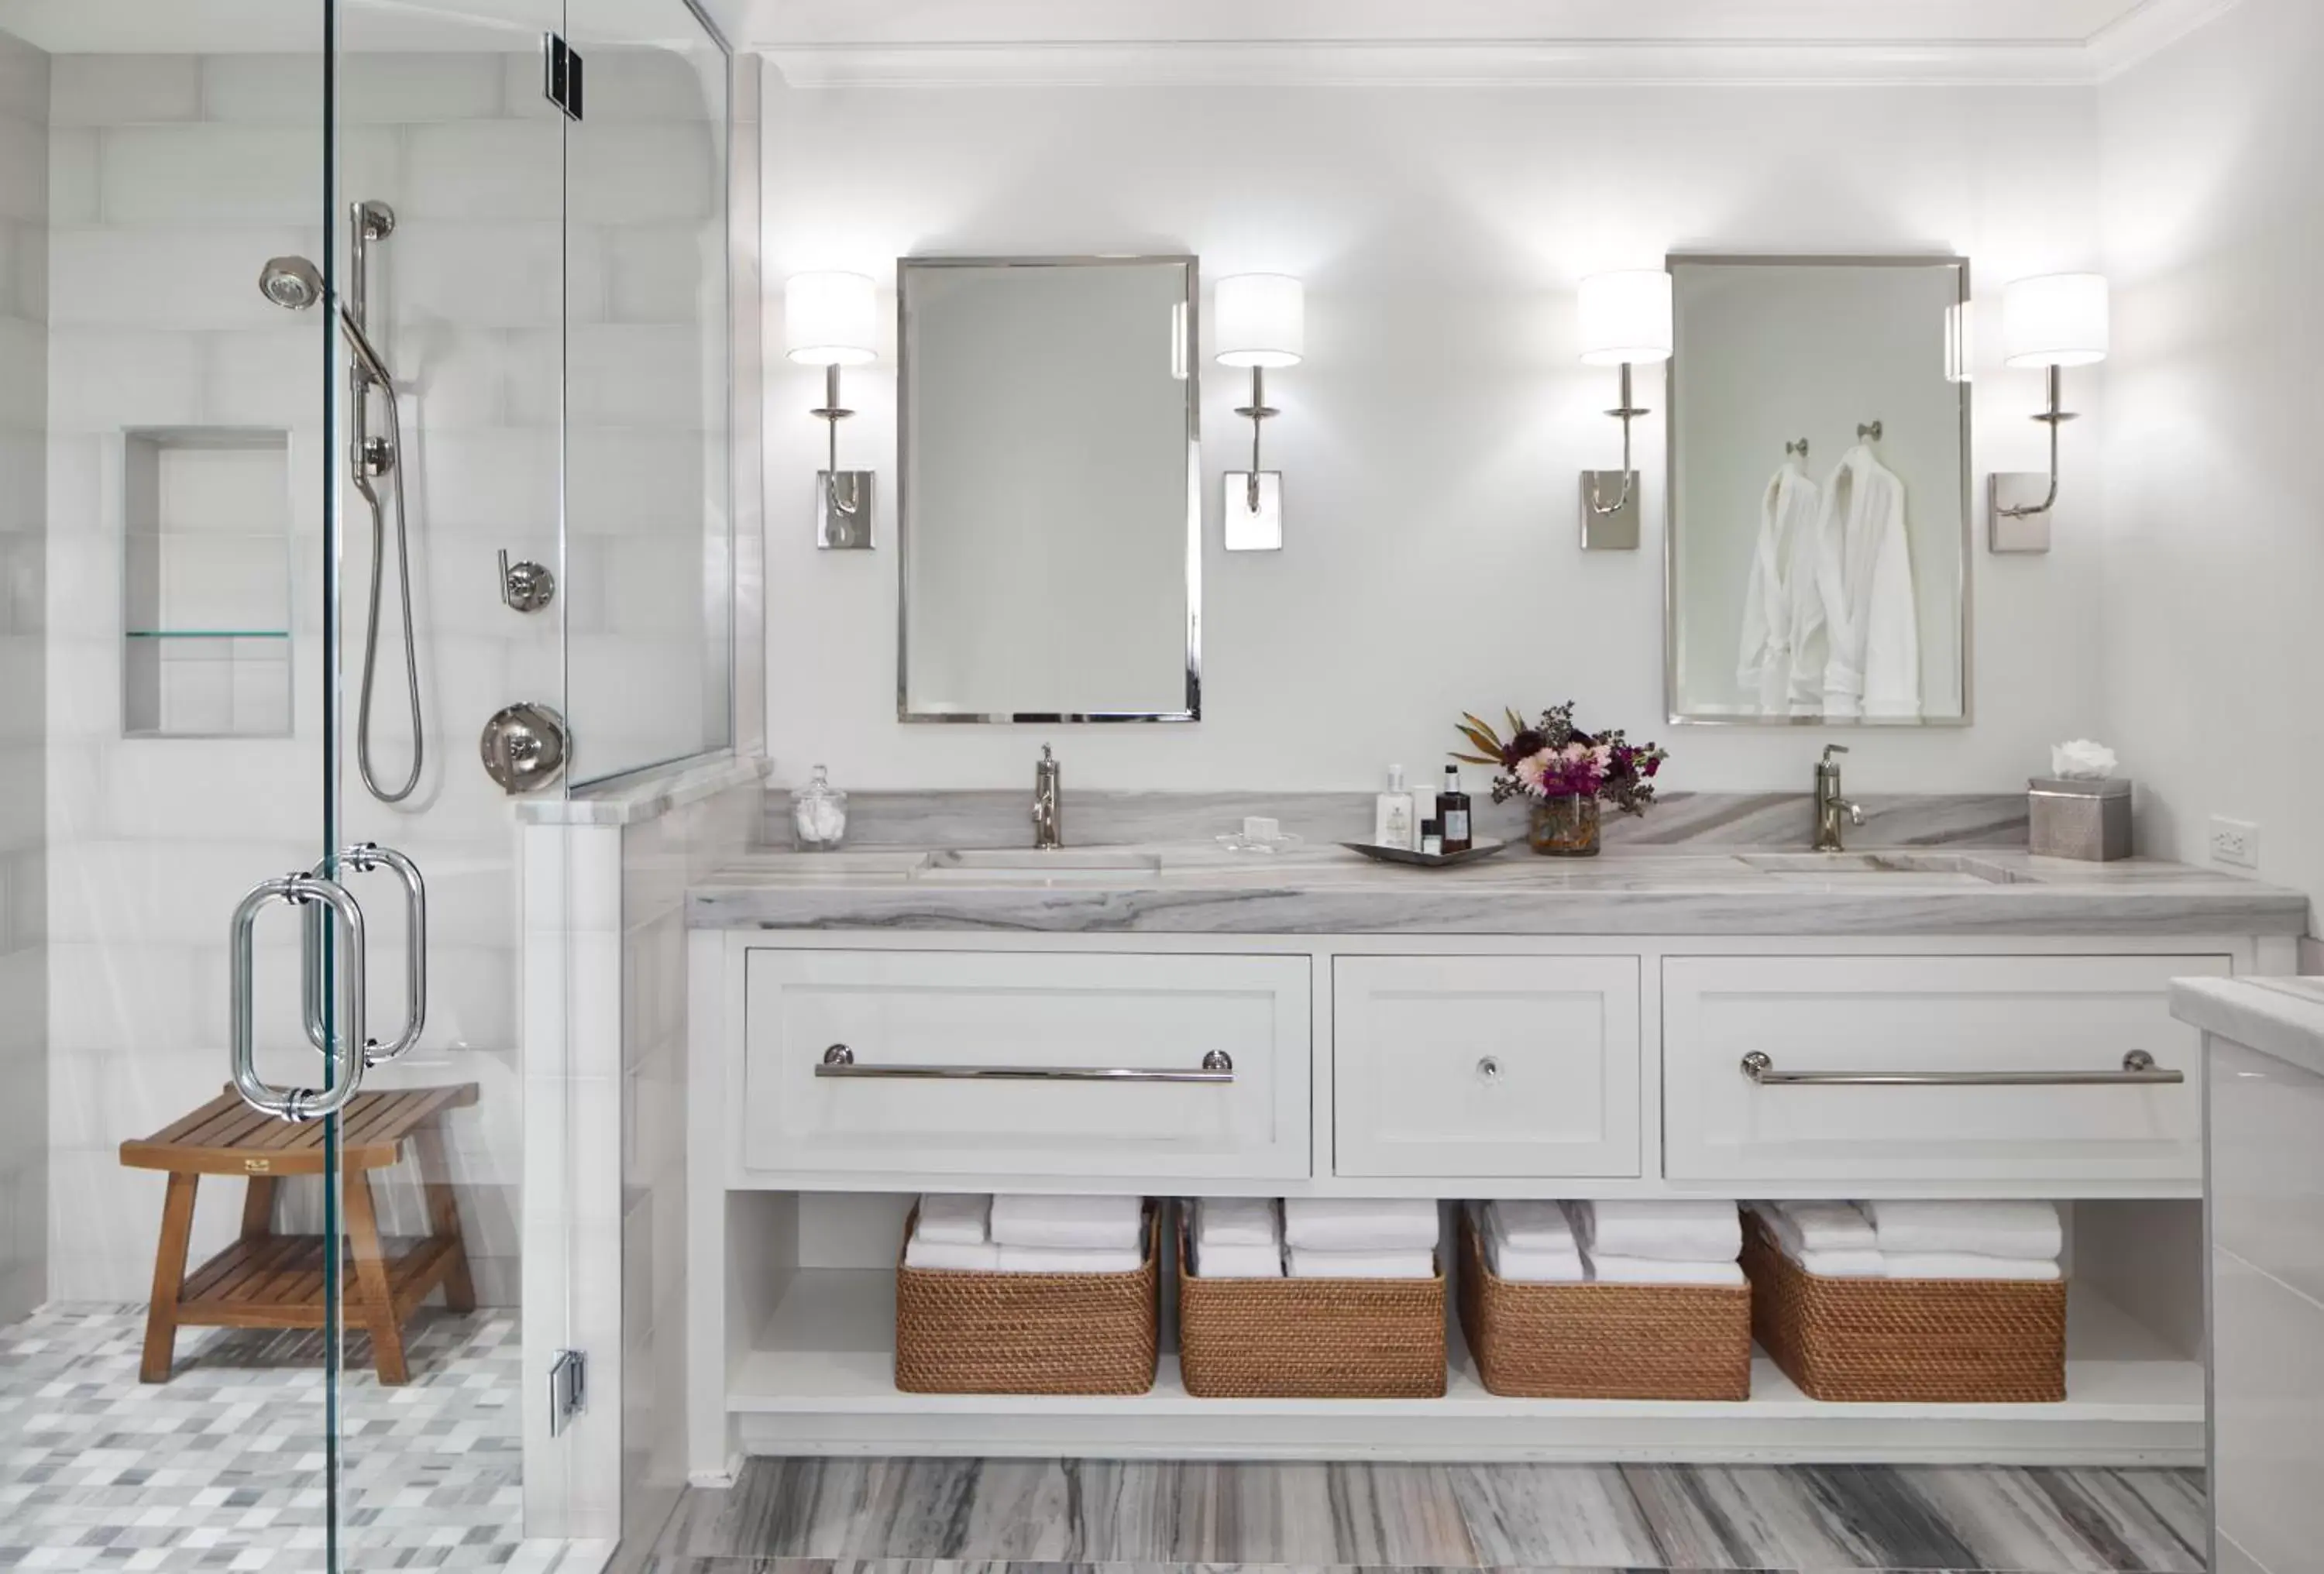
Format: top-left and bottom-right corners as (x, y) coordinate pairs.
(2028, 776), (2132, 861)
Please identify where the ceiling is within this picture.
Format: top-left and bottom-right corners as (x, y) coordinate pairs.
(0, 0), (2236, 81)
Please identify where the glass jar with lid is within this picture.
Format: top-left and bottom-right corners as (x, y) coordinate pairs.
(790, 764), (848, 851)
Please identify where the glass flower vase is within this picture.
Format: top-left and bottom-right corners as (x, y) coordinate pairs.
(1528, 794), (1601, 857)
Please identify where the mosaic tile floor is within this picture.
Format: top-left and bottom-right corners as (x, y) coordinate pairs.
(0, 1304), (522, 1571)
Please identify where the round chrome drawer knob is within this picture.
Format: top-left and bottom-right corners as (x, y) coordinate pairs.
(1477, 1056), (1502, 1082)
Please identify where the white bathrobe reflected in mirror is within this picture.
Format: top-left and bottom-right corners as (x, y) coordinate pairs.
(1813, 444), (1921, 720)
(1735, 459), (1827, 717)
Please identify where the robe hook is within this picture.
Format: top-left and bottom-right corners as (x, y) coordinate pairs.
(1785, 438), (1810, 462)
(1858, 420), (1884, 442)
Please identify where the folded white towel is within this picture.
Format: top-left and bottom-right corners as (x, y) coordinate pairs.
(1586, 1254), (1747, 1287)
(1282, 1198), (1439, 1251)
(1750, 1200), (1875, 1253)
(1486, 1199), (1578, 1250)
(1573, 1201), (1741, 1263)
(916, 1194), (992, 1245)
(904, 1238), (1001, 1272)
(1191, 1241), (1284, 1280)
(1792, 1249), (1889, 1279)
(1470, 1202), (1584, 1283)
(1194, 1197), (1280, 1248)
(1884, 1252), (2061, 1283)
(988, 1194), (1145, 1250)
(1285, 1246), (1436, 1280)
(1865, 1201), (2061, 1261)
(995, 1244), (1145, 1274)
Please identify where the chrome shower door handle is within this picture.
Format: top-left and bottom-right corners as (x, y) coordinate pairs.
(302, 843), (427, 1065)
(235, 875), (368, 1122)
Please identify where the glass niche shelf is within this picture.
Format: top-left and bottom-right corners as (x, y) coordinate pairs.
(120, 428), (295, 740)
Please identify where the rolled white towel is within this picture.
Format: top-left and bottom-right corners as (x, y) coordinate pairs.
(988, 1193), (1145, 1250)
(1574, 1200), (1741, 1263)
(1191, 1240), (1284, 1280)
(915, 1193), (992, 1245)
(1194, 1197), (1279, 1249)
(904, 1238), (1001, 1272)
(1749, 1200), (1875, 1253)
(1884, 1252), (2061, 1283)
(1865, 1201), (2061, 1261)
(1486, 1199), (1578, 1251)
(1587, 1255), (1747, 1287)
(995, 1244), (1145, 1274)
(1285, 1246), (1436, 1280)
(1282, 1198), (1439, 1252)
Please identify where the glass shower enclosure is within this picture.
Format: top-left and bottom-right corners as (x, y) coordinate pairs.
(0, 0), (734, 1565)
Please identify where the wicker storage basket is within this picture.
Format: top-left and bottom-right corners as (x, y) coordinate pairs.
(893, 1206), (1159, 1396)
(1741, 1214), (2066, 1404)
(1176, 1206), (1446, 1399)
(1456, 1209), (1752, 1400)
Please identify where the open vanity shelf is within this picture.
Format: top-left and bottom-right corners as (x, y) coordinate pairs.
(718, 1225), (2200, 1465)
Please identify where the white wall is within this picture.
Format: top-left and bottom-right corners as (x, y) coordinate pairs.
(2099, 0), (2322, 930)
(764, 74), (2111, 793)
(0, 28), (45, 1321)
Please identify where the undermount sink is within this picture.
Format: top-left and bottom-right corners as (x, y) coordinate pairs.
(1735, 851), (2031, 885)
(912, 848), (1164, 885)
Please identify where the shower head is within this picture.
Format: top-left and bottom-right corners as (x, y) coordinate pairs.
(256, 254), (395, 388)
(260, 255), (325, 311)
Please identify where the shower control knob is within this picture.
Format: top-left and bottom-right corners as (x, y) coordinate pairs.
(480, 702), (569, 796)
(498, 549), (556, 613)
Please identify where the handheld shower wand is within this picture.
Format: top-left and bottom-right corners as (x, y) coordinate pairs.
(259, 201), (425, 805)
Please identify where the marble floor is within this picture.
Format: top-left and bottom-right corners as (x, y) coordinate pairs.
(0, 1303), (522, 1571)
(642, 1458), (2210, 1574)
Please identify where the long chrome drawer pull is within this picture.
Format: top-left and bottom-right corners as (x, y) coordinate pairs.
(816, 1044), (1233, 1083)
(1741, 1050), (2182, 1087)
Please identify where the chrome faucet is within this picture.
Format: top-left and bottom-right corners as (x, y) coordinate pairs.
(1032, 744), (1063, 850)
(1813, 744), (1866, 852)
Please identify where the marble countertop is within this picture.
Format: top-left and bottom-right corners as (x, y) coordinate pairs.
(2171, 975), (2324, 1077)
(688, 839), (2308, 936)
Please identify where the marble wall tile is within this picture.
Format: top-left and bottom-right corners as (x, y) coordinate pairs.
(770, 789), (2031, 854)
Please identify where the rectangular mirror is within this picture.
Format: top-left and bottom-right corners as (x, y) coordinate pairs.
(1666, 255), (1971, 726)
(899, 256), (1200, 723)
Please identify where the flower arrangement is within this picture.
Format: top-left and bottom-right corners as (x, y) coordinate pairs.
(1454, 703), (1670, 817)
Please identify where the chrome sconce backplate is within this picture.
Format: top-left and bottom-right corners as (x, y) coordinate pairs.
(1579, 472), (1641, 550)
(1989, 473), (2057, 553)
(817, 470), (875, 550)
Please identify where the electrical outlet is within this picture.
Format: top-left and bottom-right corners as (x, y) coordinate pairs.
(2209, 816), (2260, 869)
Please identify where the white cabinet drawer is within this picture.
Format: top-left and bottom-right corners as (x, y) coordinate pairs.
(739, 949), (1310, 1181)
(1334, 956), (1642, 1178)
(1662, 954), (2226, 1184)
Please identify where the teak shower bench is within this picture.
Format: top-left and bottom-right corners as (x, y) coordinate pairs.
(119, 1083), (480, 1385)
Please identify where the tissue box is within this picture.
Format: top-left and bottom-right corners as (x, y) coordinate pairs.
(2028, 776), (2131, 861)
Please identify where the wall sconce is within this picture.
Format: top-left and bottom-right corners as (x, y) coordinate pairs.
(784, 270), (880, 550)
(1989, 272), (2108, 554)
(1215, 273), (1305, 552)
(1576, 270), (1673, 552)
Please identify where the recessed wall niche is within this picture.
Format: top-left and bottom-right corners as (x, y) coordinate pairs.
(120, 428), (294, 740)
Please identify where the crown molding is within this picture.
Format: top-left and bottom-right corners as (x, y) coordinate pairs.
(763, 39), (2116, 90)
(2084, 0), (2244, 78)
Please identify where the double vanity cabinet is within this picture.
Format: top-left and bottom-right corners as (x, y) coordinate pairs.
(681, 841), (2305, 1476)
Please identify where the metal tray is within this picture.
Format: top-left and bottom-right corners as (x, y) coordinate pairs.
(1338, 837), (1514, 869)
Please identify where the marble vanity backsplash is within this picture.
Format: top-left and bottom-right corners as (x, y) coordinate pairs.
(763, 789), (2030, 852)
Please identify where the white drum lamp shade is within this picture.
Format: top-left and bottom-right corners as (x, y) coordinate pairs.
(1214, 273), (1305, 368)
(784, 271), (879, 366)
(1576, 270), (1673, 366)
(2003, 273), (2109, 369)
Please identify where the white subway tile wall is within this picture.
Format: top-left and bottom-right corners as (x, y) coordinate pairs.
(0, 29), (45, 1321)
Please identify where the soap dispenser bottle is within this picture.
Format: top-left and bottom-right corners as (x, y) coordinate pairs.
(1437, 763), (1473, 854)
(1374, 764), (1418, 850)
